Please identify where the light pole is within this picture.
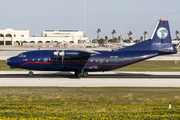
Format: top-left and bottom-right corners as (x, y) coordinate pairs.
(84, 0), (86, 38)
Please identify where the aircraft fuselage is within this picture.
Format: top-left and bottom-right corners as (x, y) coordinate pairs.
(7, 50), (158, 72)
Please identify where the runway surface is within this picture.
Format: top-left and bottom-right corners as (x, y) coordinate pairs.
(0, 71), (180, 87)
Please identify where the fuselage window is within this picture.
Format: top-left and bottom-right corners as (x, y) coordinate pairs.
(96, 60), (98, 62)
(106, 60), (109, 63)
(91, 60), (93, 62)
(44, 58), (48, 62)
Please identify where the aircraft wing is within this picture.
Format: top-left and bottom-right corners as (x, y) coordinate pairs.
(76, 49), (100, 54)
(71, 49), (100, 57)
(53, 49), (100, 58)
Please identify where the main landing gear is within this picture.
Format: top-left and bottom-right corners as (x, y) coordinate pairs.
(28, 71), (33, 76)
(75, 71), (88, 77)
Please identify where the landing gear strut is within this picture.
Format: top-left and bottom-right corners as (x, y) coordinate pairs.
(75, 71), (82, 77)
(29, 71), (33, 76)
(75, 71), (88, 77)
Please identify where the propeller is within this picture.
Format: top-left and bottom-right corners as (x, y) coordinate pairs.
(61, 41), (65, 64)
(56, 42), (59, 61)
(52, 41), (65, 65)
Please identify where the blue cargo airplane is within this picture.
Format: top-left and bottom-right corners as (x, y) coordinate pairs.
(5, 19), (177, 77)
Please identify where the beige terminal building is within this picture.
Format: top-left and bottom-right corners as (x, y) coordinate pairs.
(0, 29), (84, 46)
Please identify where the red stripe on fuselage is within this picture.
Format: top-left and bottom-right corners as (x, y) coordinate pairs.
(20, 53), (158, 68)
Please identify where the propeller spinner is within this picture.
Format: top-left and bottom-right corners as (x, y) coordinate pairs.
(53, 41), (65, 64)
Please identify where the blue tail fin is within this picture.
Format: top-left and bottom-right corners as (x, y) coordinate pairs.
(119, 19), (177, 54)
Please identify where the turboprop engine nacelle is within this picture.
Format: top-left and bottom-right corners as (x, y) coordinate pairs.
(52, 51), (79, 57)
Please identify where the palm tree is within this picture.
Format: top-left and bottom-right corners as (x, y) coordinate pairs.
(97, 28), (101, 41)
(143, 31), (148, 41)
(118, 36), (121, 42)
(140, 36), (143, 42)
(105, 36), (108, 40)
(127, 31), (133, 43)
(111, 29), (116, 42)
(175, 30), (179, 40)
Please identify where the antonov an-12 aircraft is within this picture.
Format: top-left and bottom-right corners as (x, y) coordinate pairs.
(5, 19), (177, 77)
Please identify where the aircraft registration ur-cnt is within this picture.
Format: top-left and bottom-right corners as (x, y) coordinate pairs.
(5, 19), (177, 77)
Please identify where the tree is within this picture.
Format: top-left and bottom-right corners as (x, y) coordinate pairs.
(134, 40), (140, 43)
(105, 36), (108, 40)
(129, 37), (132, 41)
(123, 39), (129, 43)
(175, 30), (179, 40)
(143, 31), (148, 41)
(111, 29), (116, 42)
(140, 36), (143, 42)
(114, 37), (118, 43)
(97, 28), (101, 40)
(127, 31), (133, 43)
(99, 38), (105, 44)
(118, 36), (121, 42)
(177, 36), (180, 40)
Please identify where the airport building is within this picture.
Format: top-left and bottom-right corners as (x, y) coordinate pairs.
(0, 29), (84, 46)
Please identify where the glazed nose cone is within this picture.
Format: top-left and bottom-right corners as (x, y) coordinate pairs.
(5, 59), (10, 65)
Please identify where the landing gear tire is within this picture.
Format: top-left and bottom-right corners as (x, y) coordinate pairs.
(75, 71), (89, 77)
(83, 71), (88, 77)
(29, 71), (33, 76)
(75, 71), (82, 77)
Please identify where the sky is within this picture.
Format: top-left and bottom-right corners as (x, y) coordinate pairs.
(0, 0), (180, 40)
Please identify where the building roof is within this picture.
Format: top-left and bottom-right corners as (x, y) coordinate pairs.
(44, 30), (79, 32)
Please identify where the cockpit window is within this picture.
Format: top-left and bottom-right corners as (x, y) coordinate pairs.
(17, 54), (23, 58)
(17, 54), (26, 58)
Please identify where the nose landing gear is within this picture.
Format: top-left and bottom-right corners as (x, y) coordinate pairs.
(28, 71), (33, 76)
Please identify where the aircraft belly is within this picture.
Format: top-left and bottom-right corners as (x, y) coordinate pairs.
(50, 64), (65, 71)
(26, 63), (40, 70)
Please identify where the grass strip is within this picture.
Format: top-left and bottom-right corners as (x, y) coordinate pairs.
(0, 87), (180, 119)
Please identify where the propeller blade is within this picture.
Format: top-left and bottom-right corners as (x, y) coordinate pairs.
(55, 42), (58, 61)
(62, 41), (64, 64)
(52, 41), (65, 64)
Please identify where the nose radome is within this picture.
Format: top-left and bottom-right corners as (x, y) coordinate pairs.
(5, 59), (10, 64)
(5, 60), (7, 64)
